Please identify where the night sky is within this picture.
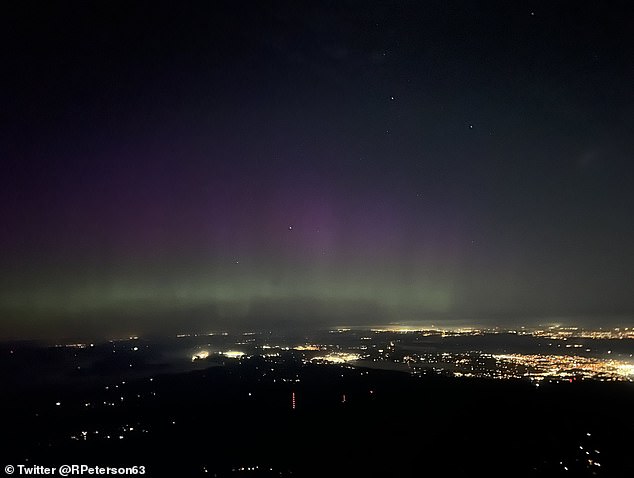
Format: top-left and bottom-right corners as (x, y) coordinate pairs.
(2, 1), (633, 339)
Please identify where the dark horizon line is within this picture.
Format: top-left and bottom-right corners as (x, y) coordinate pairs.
(2, 318), (633, 346)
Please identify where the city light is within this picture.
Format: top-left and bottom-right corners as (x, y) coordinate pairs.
(191, 350), (209, 362)
(294, 344), (321, 351)
(311, 353), (360, 363)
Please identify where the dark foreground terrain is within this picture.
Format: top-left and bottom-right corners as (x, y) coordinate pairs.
(3, 351), (633, 477)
